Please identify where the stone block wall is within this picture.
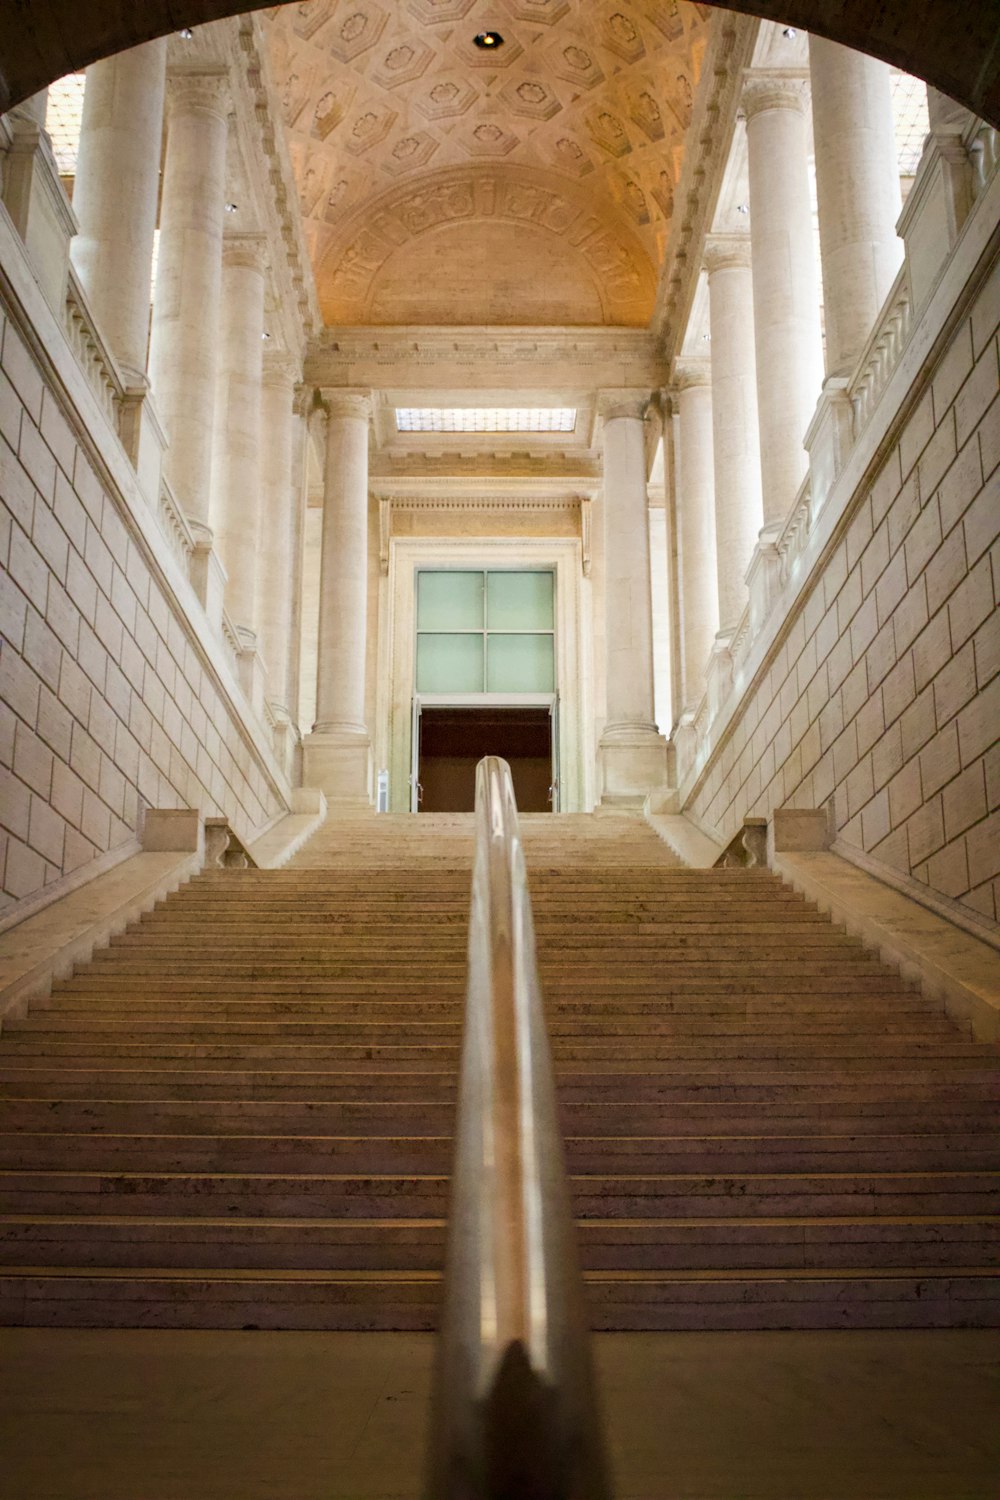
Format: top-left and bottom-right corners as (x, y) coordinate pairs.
(687, 251), (1000, 925)
(0, 302), (287, 918)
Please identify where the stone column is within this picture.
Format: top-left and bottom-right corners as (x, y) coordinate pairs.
(285, 385), (313, 737)
(808, 37), (904, 376)
(743, 74), (824, 527)
(302, 391), (374, 810)
(256, 352), (298, 720)
(704, 235), (763, 636)
(211, 232), (268, 661)
(672, 362), (719, 716)
(148, 68), (229, 540)
(71, 39), (167, 381)
(597, 393), (670, 805)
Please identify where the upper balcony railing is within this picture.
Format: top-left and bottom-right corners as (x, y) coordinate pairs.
(424, 756), (611, 1500)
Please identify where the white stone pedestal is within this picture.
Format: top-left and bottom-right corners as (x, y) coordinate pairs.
(598, 722), (671, 808)
(302, 728), (373, 813)
(189, 525), (227, 631)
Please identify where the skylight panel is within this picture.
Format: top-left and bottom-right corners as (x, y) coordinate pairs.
(396, 407), (577, 434)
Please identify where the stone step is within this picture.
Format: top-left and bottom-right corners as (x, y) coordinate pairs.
(6, 1097), (993, 1137)
(0, 1266), (997, 1332)
(4, 1069), (995, 1104)
(1, 1168), (995, 1218)
(1, 1214), (995, 1272)
(6, 1012), (963, 1039)
(2, 1039), (991, 1069)
(2, 1130), (997, 1175)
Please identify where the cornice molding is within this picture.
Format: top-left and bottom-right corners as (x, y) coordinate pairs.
(652, 14), (760, 353)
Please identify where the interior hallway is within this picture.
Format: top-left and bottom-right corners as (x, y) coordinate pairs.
(3, 1328), (998, 1499)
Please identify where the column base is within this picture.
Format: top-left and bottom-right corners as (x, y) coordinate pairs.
(302, 727), (373, 813)
(597, 721), (672, 808)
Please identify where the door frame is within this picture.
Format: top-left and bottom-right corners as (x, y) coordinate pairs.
(382, 536), (591, 813)
(411, 695), (558, 812)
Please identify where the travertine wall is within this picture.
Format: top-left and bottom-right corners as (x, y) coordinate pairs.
(0, 303), (287, 918)
(687, 252), (999, 924)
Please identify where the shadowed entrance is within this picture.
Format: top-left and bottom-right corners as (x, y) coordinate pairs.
(417, 707), (552, 813)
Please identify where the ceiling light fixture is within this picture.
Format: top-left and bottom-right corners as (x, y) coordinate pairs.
(261, 331), (272, 341)
(224, 202), (238, 213)
(736, 202), (749, 214)
(782, 27), (797, 38)
(179, 27), (194, 40)
(473, 30), (504, 49)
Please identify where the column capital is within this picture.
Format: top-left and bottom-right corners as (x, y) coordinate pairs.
(741, 72), (808, 120)
(704, 233), (752, 274)
(222, 231), (268, 274)
(293, 382), (316, 419)
(598, 390), (650, 423)
(262, 350), (299, 392)
(321, 389), (373, 424)
(166, 66), (231, 121)
(673, 357), (711, 392)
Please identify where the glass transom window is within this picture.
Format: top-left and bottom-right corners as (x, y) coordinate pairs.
(415, 570), (555, 694)
(397, 408), (576, 434)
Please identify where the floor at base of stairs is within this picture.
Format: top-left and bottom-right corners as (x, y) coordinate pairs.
(2, 1328), (997, 1499)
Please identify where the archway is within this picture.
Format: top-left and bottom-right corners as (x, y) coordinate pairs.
(1, 1), (998, 124)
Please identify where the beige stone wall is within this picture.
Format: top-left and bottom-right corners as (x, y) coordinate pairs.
(0, 305), (287, 918)
(686, 252), (1000, 924)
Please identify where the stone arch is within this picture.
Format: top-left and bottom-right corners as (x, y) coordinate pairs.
(1, 2), (998, 123)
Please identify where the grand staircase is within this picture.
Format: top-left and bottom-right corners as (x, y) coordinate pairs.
(0, 813), (997, 1329)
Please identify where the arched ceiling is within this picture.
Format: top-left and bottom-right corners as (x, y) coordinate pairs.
(2, 0), (998, 124)
(261, 0), (706, 326)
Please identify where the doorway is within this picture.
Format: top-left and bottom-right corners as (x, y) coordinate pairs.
(415, 706), (553, 812)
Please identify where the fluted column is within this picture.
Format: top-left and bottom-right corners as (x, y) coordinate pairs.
(256, 352), (298, 717)
(70, 39), (166, 380)
(303, 391), (374, 810)
(672, 362), (719, 715)
(597, 393), (670, 804)
(211, 232), (267, 639)
(809, 37), (904, 376)
(743, 74), (824, 525)
(704, 235), (763, 635)
(148, 68), (229, 530)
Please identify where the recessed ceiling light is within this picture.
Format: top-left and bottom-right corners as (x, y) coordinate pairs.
(473, 31), (504, 49)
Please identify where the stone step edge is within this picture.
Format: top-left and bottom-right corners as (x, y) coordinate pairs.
(1, 1265), (997, 1283)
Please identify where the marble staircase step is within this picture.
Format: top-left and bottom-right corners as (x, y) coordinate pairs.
(0, 1265), (997, 1332)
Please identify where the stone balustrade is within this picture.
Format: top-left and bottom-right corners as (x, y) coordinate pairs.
(63, 262), (125, 425)
(847, 265), (913, 436)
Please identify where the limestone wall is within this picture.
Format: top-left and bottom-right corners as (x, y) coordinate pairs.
(685, 251), (999, 925)
(0, 284), (289, 920)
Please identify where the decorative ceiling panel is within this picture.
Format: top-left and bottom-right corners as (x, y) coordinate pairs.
(262, 0), (710, 326)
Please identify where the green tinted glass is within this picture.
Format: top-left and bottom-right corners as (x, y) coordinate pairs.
(417, 571), (484, 630)
(416, 633), (484, 692)
(486, 571), (554, 630)
(486, 633), (555, 692)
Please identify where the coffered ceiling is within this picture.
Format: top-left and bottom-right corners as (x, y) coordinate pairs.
(260, 0), (711, 327)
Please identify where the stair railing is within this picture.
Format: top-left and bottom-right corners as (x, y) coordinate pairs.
(424, 756), (612, 1500)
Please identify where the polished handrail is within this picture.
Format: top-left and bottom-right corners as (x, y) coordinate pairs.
(424, 756), (611, 1500)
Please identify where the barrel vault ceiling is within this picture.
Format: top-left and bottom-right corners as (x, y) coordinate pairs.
(260, 0), (711, 327)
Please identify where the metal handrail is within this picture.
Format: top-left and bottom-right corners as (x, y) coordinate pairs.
(424, 756), (611, 1500)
